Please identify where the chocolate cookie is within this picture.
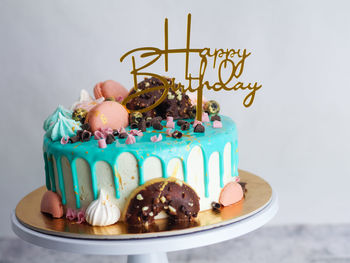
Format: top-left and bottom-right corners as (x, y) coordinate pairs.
(123, 178), (200, 225)
(126, 77), (193, 120)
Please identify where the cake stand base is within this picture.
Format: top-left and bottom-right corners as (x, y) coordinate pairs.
(11, 189), (278, 263)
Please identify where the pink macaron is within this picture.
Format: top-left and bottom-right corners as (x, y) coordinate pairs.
(40, 191), (64, 218)
(86, 101), (129, 133)
(94, 80), (129, 102)
(219, 182), (244, 207)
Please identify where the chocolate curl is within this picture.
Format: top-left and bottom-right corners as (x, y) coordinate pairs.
(106, 134), (116, 144)
(130, 130), (143, 137)
(81, 130), (92, 142)
(211, 115), (221, 121)
(194, 124), (205, 133)
(172, 130), (183, 139)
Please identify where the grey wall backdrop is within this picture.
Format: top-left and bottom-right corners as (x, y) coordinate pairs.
(1, 0), (349, 237)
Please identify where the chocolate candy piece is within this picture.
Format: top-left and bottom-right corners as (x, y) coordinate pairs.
(124, 178), (200, 225)
(181, 122), (190, 131)
(72, 108), (88, 123)
(172, 130), (183, 139)
(106, 134), (115, 144)
(126, 77), (193, 119)
(119, 132), (128, 139)
(113, 129), (119, 137)
(138, 120), (147, 132)
(69, 135), (80, 143)
(76, 130), (84, 139)
(189, 105), (197, 119)
(211, 115), (221, 121)
(151, 116), (162, 125)
(194, 124), (205, 133)
(211, 202), (221, 212)
(145, 117), (152, 128)
(130, 122), (138, 129)
(152, 122), (163, 130)
(81, 130), (92, 142)
(177, 120), (186, 126)
(204, 100), (220, 115)
(130, 111), (143, 124)
(81, 123), (91, 131)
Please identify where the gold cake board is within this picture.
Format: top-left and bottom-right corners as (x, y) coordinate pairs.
(15, 169), (272, 239)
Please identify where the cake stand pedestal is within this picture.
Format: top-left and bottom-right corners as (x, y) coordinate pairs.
(11, 190), (277, 263)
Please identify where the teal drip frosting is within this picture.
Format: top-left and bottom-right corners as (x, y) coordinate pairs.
(43, 105), (73, 131)
(43, 115), (239, 209)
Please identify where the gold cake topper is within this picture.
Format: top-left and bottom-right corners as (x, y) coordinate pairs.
(120, 14), (262, 121)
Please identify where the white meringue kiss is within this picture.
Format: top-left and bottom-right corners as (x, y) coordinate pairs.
(85, 189), (120, 226)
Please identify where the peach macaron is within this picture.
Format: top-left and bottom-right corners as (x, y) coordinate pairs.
(86, 101), (129, 133)
(219, 182), (244, 207)
(94, 80), (129, 102)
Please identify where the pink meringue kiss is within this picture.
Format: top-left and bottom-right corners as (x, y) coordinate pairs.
(94, 80), (129, 102)
(213, 120), (223, 128)
(151, 134), (163, 142)
(86, 101), (129, 133)
(40, 191), (64, 218)
(126, 134), (136, 144)
(98, 139), (107, 148)
(202, 112), (210, 122)
(219, 182), (244, 207)
(60, 136), (69, 145)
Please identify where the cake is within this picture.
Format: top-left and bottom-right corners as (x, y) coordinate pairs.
(41, 78), (243, 226)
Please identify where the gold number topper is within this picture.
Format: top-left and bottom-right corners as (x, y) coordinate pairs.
(120, 14), (262, 121)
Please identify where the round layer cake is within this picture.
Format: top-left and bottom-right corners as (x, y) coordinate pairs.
(43, 116), (239, 218)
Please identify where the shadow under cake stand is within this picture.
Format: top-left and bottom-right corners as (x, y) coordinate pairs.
(11, 170), (278, 263)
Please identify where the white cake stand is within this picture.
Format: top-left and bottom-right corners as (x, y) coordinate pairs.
(11, 189), (278, 263)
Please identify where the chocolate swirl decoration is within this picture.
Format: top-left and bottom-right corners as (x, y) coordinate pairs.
(123, 177), (200, 225)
